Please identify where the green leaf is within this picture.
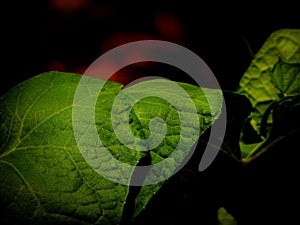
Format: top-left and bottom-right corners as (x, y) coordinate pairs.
(132, 82), (223, 218)
(237, 29), (300, 159)
(270, 59), (300, 96)
(237, 29), (300, 136)
(218, 207), (237, 225)
(0, 72), (128, 225)
(0, 71), (223, 224)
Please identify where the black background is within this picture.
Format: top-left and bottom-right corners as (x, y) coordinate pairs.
(2, 1), (299, 96)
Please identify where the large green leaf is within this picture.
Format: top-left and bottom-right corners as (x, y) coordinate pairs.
(0, 72), (127, 225)
(0, 71), (222, 224)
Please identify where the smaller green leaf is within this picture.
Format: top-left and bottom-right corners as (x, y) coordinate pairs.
(237, 29), (300, 160)
(237, 29), (300, 136)
(271, 59), (300, 96)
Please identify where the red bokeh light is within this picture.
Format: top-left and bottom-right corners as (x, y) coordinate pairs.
(49, 0), (91, 12)
(154, 12), (184, 42)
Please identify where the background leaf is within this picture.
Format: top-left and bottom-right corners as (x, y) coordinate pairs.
(237, 29), (300, 136)
(237, 29), (300, 159)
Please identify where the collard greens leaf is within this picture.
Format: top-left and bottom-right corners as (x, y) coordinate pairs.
(0, 71), (222, 224)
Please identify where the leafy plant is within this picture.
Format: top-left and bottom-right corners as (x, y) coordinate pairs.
(0, 29), (299, 225)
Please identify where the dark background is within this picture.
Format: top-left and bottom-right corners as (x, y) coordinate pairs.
(2, 1), (299, 96)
